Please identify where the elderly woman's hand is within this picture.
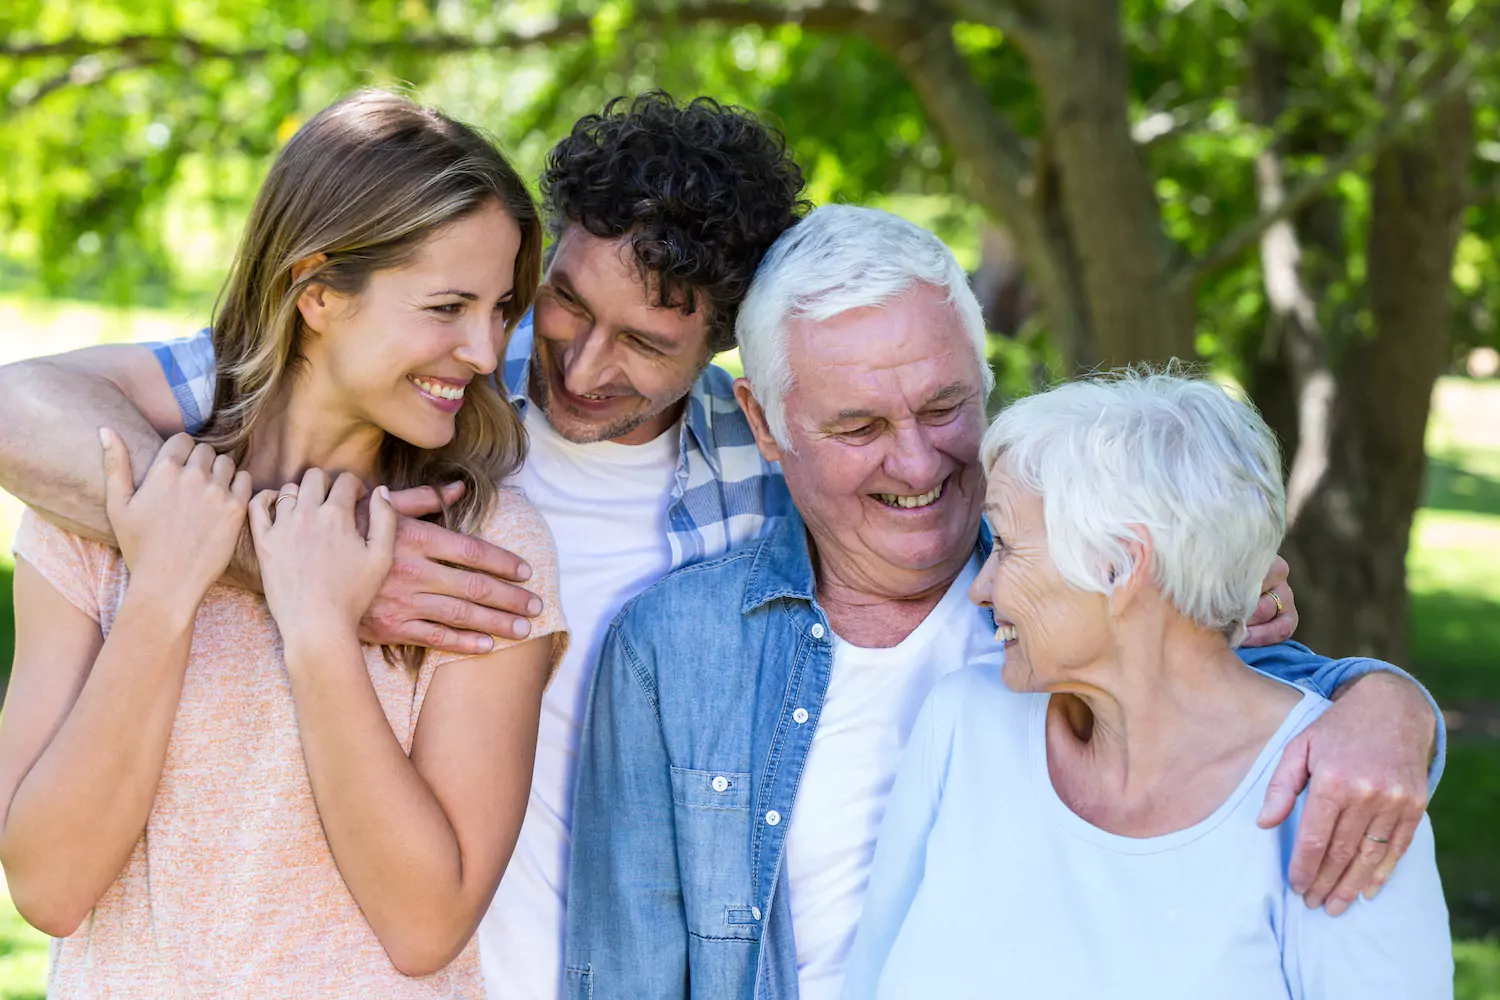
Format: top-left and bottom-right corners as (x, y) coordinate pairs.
(1256, 672), (1436, 915)
(1242, 555), (1298, 646)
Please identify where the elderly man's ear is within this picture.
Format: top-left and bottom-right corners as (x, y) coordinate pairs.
(733, 378), (783, 463)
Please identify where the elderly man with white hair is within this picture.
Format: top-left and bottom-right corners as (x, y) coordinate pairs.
(841, 369), (1453, 999)
(562, 205), (1446, 1000)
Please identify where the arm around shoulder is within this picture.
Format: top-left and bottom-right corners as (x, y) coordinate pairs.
(0, 343), (187, 543)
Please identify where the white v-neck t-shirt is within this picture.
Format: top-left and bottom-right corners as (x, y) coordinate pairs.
(784, 554), (1002, 1000)
(477, 403), (680, 1000)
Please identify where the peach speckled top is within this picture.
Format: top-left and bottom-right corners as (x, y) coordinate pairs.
(11, 486), (567, 1000)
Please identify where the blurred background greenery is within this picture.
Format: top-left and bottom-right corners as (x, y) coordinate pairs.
(1, 0), (1497, 995)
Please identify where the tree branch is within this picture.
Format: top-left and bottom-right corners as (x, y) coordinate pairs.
(1175, 49), (1484, 291)
(2, 3), (880, 108)
(933, 0), (1045, 41)
(0, 2), (876, 61)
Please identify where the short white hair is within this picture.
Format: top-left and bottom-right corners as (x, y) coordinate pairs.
(980, 367), (1286, 647)
(736, 204), (994, 447)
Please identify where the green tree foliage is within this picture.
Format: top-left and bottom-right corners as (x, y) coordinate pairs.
(1, 0), (1496, 662)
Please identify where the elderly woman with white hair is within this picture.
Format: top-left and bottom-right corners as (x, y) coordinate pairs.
(841, 369), (1453, 1000)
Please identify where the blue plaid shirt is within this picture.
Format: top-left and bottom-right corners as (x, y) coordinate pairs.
(148, 315), (793, 570)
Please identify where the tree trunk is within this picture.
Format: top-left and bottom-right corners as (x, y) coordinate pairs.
(1017, 0), (1195, 367)
(877, 12), (1096, 367)
(1279, 71), (1472, 661)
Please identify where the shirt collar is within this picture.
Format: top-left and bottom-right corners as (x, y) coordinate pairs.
(741, 506), (819, 614)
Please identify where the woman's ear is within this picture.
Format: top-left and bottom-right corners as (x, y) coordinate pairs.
(291, 253), (333, 333)
(1107, 527), (1154, 615)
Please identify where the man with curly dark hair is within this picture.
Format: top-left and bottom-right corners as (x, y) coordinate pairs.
(525, 92), (808, 445)
(478, 91), (809, 1000)
(0, 90), (810, 1000)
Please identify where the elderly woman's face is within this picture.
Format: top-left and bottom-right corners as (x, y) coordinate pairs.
(774, 284), (988, 588)
(970, 458), (1112, 692)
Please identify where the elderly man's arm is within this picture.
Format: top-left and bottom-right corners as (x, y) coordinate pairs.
(0, 345), (183, 543)
(1236, 642), (1443, 917)
(564, 622), (689, 1000)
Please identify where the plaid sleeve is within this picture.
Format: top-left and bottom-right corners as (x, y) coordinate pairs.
(144, 329), (217, 434)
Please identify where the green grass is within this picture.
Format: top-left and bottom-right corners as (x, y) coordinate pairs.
(0, 305), (1496, 994)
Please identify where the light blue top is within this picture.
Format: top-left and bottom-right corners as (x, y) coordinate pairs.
(842, 661), (1454, 1000)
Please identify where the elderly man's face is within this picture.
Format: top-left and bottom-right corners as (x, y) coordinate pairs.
(971, 458), (1111, 692)
(756, 283), (988, 590)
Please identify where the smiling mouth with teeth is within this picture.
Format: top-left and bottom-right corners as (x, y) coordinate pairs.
(995, 623), (1018, 643)
(409, 376), (466, 401)
(874, 480), (945, 510)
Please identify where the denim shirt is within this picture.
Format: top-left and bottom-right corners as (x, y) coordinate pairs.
(563, 509), (1447, 1000)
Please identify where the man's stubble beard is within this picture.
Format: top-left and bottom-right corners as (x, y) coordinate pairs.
(527, 348), (708, 445)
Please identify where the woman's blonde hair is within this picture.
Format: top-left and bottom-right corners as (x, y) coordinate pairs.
(199, 90), (542, 665)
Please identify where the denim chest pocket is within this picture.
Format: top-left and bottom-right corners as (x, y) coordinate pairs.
(670, 767), (761, 942)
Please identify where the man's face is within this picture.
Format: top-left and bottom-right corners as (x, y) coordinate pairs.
(529, 227), (713, 444)
(744, 283), (988, 594)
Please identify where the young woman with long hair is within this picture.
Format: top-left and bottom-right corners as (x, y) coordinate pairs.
(0, 91), (567, 998)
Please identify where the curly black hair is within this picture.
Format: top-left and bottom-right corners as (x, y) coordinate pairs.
(539, 92), (809, 353)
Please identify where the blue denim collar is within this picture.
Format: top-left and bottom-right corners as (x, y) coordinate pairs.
(741, 506), (818, 614)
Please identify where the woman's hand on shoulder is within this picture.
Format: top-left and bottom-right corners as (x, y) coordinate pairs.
(249, 469), (396, 642)
(102, 429), (253, 613)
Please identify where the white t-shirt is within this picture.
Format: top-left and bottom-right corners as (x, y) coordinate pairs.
(477, 403), (680, 1000)
(784, 555), (1002, 1000)
(842, 668), (1455, 1000)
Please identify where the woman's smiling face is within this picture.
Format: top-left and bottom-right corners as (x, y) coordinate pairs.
(297, 200), (522, 450)
(969, 456), (1113, 693)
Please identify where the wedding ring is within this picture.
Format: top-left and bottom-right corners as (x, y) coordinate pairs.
(1364, 832), (1391, 844)
(274, 493), (298, 513)
(1263, 590), (1283, 615)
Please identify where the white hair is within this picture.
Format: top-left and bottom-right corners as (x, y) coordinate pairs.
(980, 367), (1286, 647)
(736, 204), (994, 447)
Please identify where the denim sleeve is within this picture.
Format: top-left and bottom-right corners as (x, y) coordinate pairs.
(1236, 641), (1447, 796)
(564, 621), (688, 1000)
(143, 329), (217, 435)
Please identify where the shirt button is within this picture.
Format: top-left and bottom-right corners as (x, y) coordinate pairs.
(810, 623), (826, 640)
(765, 810), (782, 827)
(711, 775), (729, 793)
(792, 708), (809, 725)
(751, 906), (762, 921)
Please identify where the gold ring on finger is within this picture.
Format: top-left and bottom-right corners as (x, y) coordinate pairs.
(1262, 590), (1283, 615)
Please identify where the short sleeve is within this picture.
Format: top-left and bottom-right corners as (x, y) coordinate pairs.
(144, 329), (218, 435)
(410, 486), (569, 714)
(474, 486), (568, 671)
(10, 510), (114, 624)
